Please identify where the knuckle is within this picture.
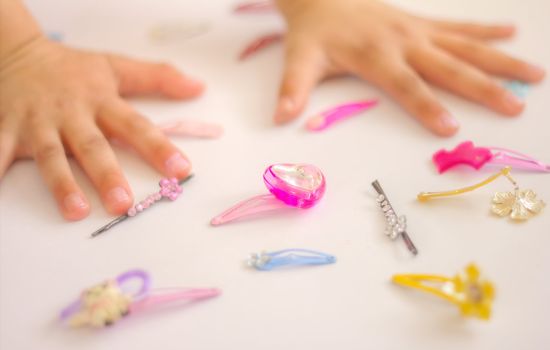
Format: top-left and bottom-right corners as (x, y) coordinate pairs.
(77, 135), (109, 155)
(391, 72), (419, 95)
(34, 142), (64, 162)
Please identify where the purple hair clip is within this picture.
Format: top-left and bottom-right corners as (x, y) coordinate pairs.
(90, 175), (193, 238)
(211, 164), (326, 226)
(60, 269), (220, 328)
(433, 141), (550, 174)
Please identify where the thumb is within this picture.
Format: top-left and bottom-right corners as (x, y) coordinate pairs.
(274, 43), (324, 124)
(106, 54), (205, 100)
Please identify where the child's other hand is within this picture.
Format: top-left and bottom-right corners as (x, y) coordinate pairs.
(0, 38), (204, 220)
(274, 0), (545, 136)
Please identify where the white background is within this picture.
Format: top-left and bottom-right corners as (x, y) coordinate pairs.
(1, 0), (549, 349)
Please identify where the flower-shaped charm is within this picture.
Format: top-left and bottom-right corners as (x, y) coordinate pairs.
(492, 189), (545, 220)
(159, 178), (183, 201)
(452, 264), (495, 320)
(246, 252), (271, 269)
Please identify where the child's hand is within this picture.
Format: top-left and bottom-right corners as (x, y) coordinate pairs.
(274, 0), (545, 136)
(0, 38), (203, 220)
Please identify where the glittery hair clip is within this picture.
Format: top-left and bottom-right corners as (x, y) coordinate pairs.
(306, 100), (378, 132)
(210, 164), (326, 226)
(233, 1), (275, 13)
(239, 32), (284, 61)
(157, 120), (224, 139)
(372, 180), (418, 255)
(91, 175), (193, 237)
(392, 263), (494, 320)
(246, 249), (336, 271)
(60, 269), (220, 328)
(433, 141), (550, 174)
(418, 166), (545, 221)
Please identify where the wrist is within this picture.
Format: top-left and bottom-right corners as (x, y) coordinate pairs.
(0, 0), (44, 60)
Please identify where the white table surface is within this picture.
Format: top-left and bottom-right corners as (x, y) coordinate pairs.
(1, 0), (549, 349)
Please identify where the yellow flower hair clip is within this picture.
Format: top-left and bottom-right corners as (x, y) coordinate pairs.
(392, 263), (495, 320)
(418, 166), (545, 221)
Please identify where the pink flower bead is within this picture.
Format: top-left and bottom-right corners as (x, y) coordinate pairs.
(136, 203), (144, 212)
(128, 207), (137, 217)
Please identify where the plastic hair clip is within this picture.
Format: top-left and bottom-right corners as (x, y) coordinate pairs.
(211, 164), (326, 226)
(372, 180), (418, 255)
(60, 269), (220, 328)
(91, 175), (193, 238)
(392, 263), (494, 320)
(233, 1), (275, 13)
(157, 120), (224, 139)
(305, 100), (378, 132)
(433, 140), (550, 174)
(246, 249), (336, 271)
(503, 80), (529, 99)
(418, 166), (545, 221)
(149, 21), (210, 43)
(239, 32), (284, 61)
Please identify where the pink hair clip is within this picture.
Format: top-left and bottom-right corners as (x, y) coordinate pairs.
(433, 141), (550, 174)
(157, 120), (224, 139)
(233, 1), (275, 13)
(60, 269), (220, 328)
(239, 32), (284, 61)
(305, 100), (379, 132)
(211, 164), (326, 226)
(91, 175), (193, 238)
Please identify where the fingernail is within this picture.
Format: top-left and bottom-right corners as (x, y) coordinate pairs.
(501, 92), (525, 112)
(106, 187), (131, 205)
(527, 64), (546, 79)
(274, 97), (295, 123)
(64, 193), (89, 212)
(165, 153), (190, 176)
(437, 113), (459, 132)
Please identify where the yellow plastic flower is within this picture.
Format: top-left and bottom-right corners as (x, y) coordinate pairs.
(452, 264), (495, 320)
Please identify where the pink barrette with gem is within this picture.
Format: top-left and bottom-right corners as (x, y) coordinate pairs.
(90, 175), (193, 238)
(433, 141), (550, 174)
(60, 269), (220, 328)
(306, 100), (379, 132)
(211, 164), (326, 226)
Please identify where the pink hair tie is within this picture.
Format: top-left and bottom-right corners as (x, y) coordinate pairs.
(433, 141), (550, 174)
(211, 163), (326, 226)
(305, 100), (379, 132)
(157, 120), (224, 139)
(60, 269), (220, 328)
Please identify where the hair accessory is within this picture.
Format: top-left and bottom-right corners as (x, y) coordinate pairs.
(246, 249), (336, 271)
(372, 180), (418, 255)
(392, 263), (494, 320)
(503, 80), (529, 99)
(432, 141), (550, 173)
(306, 100), (378, 132)
(234, 1), (275, 13)
(211, 164), (326, 226)
(149, 21), (210, 43)
(91, 175), (193, 238)
(158, 120), (224, 139)
(239, 32), (284, 61)
(60, 269), (220, 328)
(418, 166), (545, 220)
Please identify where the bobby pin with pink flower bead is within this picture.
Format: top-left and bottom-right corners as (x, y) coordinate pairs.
(90, 175), (193, 238)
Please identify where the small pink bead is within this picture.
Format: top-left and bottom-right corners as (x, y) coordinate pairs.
(154, 193), (162, 201)
(136, 204), (144, 212)
(142, 200), (149, 209)
(159, 178), (170, 187)
(128, 207), (137, 217)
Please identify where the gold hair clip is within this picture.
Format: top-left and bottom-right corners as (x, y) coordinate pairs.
(418, 166), (545, 221)
(392, 263), (494, 320)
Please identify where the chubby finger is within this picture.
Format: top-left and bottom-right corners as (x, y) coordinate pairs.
(353, 55), (458, 136)
(409, 46), (525, 116)
(433, 34), (545, 82)
(29, 123), (90, 220)
(429, 20), (515, 40)
(62, 118), (133, 215)
(106, 54), (205, 100)
(98, 100), (192, 179)
(274, 40), (325, 124)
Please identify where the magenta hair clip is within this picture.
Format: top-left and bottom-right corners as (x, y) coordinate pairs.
(90, 175), (193, 238)
(60, 269), (220, 328)
(239, 32), (284, 61)
(211, 164), (326, 226)
(305, 100), (379, 132)
(433, 141), (550, 174)
(233, 1), (275, 13)
(157, 120), (224, 139)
